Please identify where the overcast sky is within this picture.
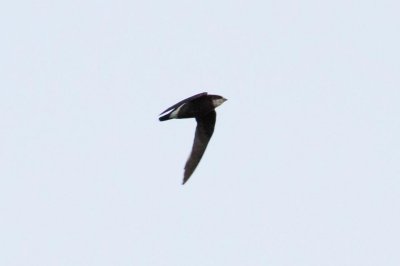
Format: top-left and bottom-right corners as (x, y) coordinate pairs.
(1, 0), (399, 265)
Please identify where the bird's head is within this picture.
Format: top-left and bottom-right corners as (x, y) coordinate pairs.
(211, 95), (227, 108)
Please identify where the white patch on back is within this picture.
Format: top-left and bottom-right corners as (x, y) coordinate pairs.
(169, 104), (185, 119)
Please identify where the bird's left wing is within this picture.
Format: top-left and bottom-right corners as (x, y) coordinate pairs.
(183, 110), (216, 184)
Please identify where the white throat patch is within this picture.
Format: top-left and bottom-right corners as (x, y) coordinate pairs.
(212, 98), (227, 108)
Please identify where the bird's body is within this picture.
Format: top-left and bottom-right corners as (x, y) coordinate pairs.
(159, 92), (227, 184)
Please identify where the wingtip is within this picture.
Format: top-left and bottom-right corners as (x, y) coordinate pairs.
(159, 113), (170, 121)
(182, 175), (190, 185)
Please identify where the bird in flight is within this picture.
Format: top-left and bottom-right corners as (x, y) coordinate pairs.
(159, 92), (227, 184)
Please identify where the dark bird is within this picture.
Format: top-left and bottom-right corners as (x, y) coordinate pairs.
(159, 92), (227, 184)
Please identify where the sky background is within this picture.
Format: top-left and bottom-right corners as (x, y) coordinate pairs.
(1, 0), (399, 265)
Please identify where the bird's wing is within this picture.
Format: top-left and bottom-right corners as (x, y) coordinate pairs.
(159, 92), (208, 116)
(183, 110), (216, 184)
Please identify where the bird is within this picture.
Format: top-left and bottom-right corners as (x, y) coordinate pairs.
(159, 92), (227, 184)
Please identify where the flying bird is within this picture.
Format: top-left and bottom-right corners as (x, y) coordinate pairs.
(159, 92), (227, 184)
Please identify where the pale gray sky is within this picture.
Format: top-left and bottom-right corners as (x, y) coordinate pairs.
(1, 1), (399, 265)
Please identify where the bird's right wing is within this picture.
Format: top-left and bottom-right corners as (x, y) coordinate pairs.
(183, 110), (216, 184)
(159, 92), (207, 116)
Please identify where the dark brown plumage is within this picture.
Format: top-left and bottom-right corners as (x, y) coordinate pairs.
(159, 92), (227, 184)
